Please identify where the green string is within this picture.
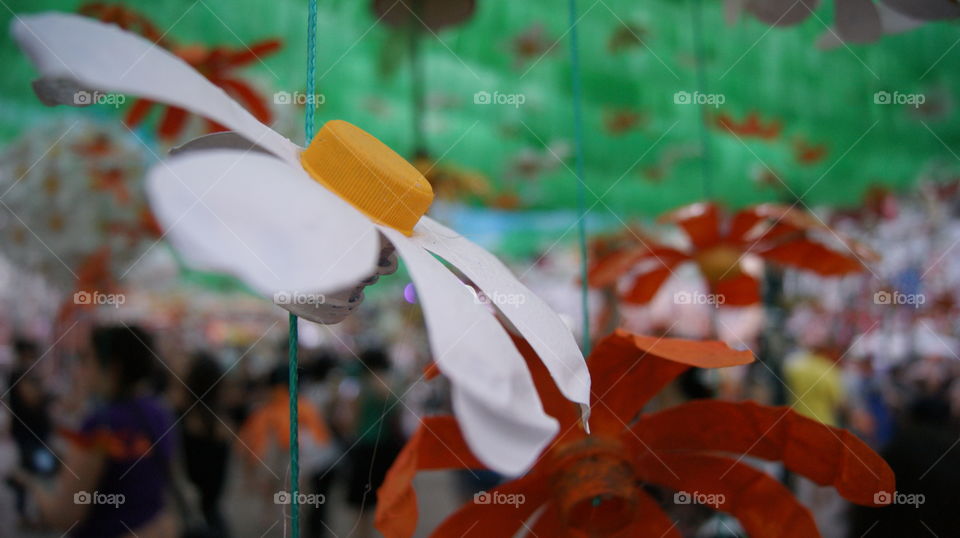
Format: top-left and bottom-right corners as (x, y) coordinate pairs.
(288, 1), (318, 536)
(567, 0), (591, 354)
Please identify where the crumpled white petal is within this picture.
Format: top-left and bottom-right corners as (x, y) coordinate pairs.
(11, 13), (299, 164)
(379, 226), (558, 475)
(146, 149), (379, 296)
(414, 216), (591, 408)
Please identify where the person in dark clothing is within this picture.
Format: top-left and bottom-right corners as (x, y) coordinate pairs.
(180, 352), (231, 538)
(13, 325), (177, 537)
(848, 395), (960, 537)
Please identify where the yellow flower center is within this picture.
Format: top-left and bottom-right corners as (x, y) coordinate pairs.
(694, 244), (743, 283)
(300, 120), (434, 235)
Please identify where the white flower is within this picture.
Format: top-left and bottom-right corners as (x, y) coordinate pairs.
(13, 13), (590, 475)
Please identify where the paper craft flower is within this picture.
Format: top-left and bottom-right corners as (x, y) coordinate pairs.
(736, 0), (960, 45)
(375, 329), (894, 537)
(79, 1), (282, 141)
(588, 202), (873, 306)
(13, 12), (590, 475)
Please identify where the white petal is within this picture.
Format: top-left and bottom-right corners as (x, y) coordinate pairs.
(379, 226), (558, 475)
(146, 150), (379, 297)
(414, 216), (590, 407)
(11, 13), (299, 164)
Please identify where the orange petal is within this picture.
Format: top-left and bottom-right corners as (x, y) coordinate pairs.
(588, 246), (649, 288)
(431, 472), (547, 537)
(708, 272), (761, 306)
(728, 207), (765, 242)
(635, 452), (819, 538)
(218, 78), (273, 125)
(158, 106), (189, 140)
(227, 38), (283, 66)
(622, 267), (673, 304)
(631, 400), (895, 506)
(611, 489), (681, 538)
(513, 334), (581, 430)
(376, 416), (484, 538)
(588, 330), (753, 435)
(659, 202), (721, 248)
(123, 98), (153, 128)
(760, 239), (865, 276)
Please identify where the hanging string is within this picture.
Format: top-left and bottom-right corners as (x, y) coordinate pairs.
(690, 0), (713, 199)
(288, 2), (319, 536)
(567, 0), (591, 354)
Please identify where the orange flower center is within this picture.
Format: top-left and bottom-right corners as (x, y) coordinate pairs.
(300, 120), (434, 236)
(550, 437), (638, 534)
(693, 243), (743, 283)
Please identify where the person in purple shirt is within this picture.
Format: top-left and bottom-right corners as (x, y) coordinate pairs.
(14, 325), (177, 537)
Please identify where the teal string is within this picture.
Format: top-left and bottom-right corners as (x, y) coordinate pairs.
(567, 0), (591, 354)
(288, 1), (318, 536)
(305, 0), (319, 142)
(690, 0), (713, 199)
(287, 313), (300, 537)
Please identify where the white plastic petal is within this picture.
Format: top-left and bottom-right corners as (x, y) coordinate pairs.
(380, 226), (557, 475)
(11, 13), (299, 164)
(414, 217), (591, 408)
(146, 149), (379, 297)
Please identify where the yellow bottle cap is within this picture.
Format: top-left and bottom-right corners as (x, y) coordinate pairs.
(300, 120), (434, 235)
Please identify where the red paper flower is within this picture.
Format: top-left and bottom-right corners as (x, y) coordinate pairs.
(126, 39), (282, 140)
(589, 202), (874, 306)
(375, 329), (894, 537)
(79, 2), (281, 141)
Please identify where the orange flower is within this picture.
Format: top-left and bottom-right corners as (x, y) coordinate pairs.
(375, 329), (894, 537)
(589, 201), (874, 306)
(80, 2), (281, 141)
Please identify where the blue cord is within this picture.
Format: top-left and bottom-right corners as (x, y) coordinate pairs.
(567, 0), (591, 354)
(289, 1), (319, 536)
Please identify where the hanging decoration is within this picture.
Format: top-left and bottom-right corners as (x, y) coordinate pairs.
(374, 329), (894, 537)
(0, 119), (158, 300)
(13, 12), (591, 475)
(731, 0), (960, 47)
(78, 2), (283, 141)
(588, 202), (874, 306)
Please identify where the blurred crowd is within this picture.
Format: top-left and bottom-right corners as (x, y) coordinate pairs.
(0, 325), (437, 537)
